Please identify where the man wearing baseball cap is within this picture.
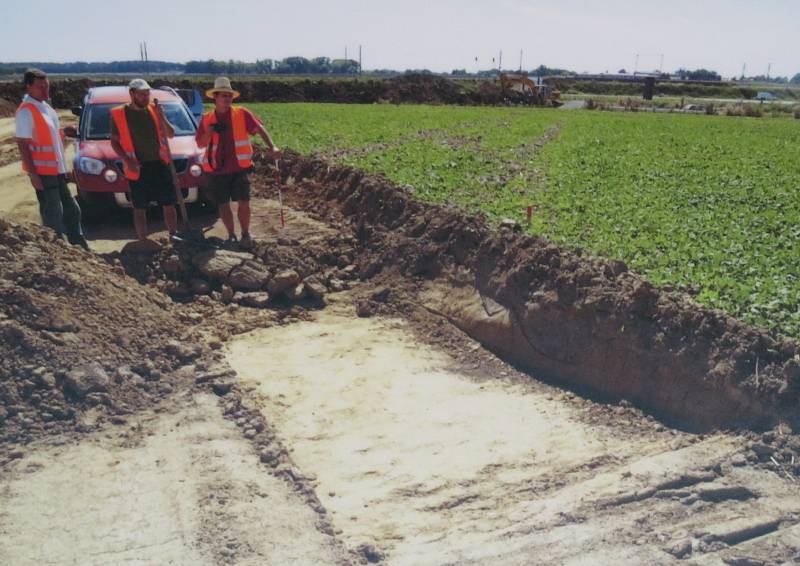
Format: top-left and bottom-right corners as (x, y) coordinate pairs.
(110, 78), (178, 243)
(196, 76), (281, 248)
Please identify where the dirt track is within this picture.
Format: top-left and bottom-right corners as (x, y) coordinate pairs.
(1, 120), (799, 565)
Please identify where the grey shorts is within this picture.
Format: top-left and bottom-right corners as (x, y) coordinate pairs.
(209, 171), (251, 204)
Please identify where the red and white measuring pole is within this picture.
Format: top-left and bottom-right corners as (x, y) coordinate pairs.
(274, 159), (285, 228)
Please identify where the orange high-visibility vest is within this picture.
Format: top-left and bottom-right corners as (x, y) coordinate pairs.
(110, 104), (171, 181)
(200, 107), (253, 173)
(16, 102), (62, 176)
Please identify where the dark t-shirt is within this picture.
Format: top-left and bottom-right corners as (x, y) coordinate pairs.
(110, 106), (161, 162)
(195, 108), (262, 175)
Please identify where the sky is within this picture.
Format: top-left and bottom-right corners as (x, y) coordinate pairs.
(1, 0), (798, 78)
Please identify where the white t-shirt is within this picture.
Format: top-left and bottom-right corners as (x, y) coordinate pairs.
(15, 94), (68, 175)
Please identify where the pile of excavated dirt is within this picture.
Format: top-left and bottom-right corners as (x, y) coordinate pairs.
(0, 75), (511, 108)
(0, 219), (207, 448)
(253, 149), (800, 432)
(0, 98), (15, 118)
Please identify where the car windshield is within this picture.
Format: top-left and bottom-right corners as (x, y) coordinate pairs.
(83, 102), (196, 140)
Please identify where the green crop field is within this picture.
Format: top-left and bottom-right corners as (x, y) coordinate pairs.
(247, 103), (800, 339)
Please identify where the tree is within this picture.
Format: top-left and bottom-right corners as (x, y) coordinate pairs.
(791, 73), (800, 85)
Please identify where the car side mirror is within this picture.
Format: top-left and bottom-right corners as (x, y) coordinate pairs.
(71, 106), (83, 117)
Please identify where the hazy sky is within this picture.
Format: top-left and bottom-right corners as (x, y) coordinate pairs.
(1, 0), (797, 77)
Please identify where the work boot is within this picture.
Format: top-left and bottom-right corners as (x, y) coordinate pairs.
(240, 232), (253, 250)
(223, 234), (238, 250)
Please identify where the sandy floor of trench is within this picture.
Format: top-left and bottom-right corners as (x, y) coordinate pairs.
(225, 300), (800, 565)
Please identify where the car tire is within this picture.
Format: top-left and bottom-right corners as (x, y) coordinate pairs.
(78, 192), (113, 224)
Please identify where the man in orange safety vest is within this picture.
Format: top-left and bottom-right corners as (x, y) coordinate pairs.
(195, 76), (281, 248)
(15, 68), (88, 249)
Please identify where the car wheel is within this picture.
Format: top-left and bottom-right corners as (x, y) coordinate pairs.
(78, 192), (113, 224)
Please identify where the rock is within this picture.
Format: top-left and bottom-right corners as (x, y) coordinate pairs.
(221, 285), (235, 303)
(62, 362), (110, 399)
(371, 287), (390, 303)
(192, 249), (253, 281)
(35, 372), (56, 389)
(304, 278), (327, 302)
(190, 278), (211, 294)
(357, 543), (385, 563)
(85, 392), (112, 406)
(604, 260), (628, 278)
(287, 283), (306, 301)
(356, 301), (375, 318)
(240, 292), (271, 308)
(267, 269), (300, 295)
(0, 407), (6, 423)
(329, 278), (346, 292)
(499, 218), (522, 233)
(750, 443), (775, 459)
(664, 539), (692, 559)
(161, 255), (183, 275)
(211, 382), (232, 396)
(228, 261), (271, 291)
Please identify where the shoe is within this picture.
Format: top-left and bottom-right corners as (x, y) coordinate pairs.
(223, 234), (238, 249)
(240, 232), (253, 249)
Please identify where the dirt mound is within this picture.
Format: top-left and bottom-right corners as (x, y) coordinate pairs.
(0, 98), (16, 118)
(0, 219), (208, 447)
(0, 76), (507, 108)
(258, 149), (800, 432)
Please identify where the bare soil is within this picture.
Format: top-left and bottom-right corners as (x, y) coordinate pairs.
(0, 120), (798, 565)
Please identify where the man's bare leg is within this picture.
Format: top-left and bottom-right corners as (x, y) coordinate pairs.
(133, 209), (148, 241)
(163, 205), (178, 235)
(218, 202), (236, 238)
(237, 200), (251, 236)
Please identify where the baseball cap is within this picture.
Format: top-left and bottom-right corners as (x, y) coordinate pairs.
(128, 78), (151, 91)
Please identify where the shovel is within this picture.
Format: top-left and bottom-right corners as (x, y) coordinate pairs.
(153, 98), (211, 245)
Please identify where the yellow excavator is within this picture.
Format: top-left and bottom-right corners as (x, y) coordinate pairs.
(500, 73), (561, 106)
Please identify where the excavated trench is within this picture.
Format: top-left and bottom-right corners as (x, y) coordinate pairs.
(2, 142), (800, 565)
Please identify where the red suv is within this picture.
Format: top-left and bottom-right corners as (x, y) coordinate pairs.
(69, 86), (206, 218)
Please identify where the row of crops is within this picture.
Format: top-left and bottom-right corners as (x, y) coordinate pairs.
(250, 103), (800, 339)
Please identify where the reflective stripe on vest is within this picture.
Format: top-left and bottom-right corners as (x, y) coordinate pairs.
(200, 107), (253, 172)
(110, 105), (171, 181)
(17, 102), (60, 176)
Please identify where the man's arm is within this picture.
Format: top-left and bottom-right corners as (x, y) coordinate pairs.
(155, 104), (175, 138)
(110, 124), (140, 176)
(256, 124), (282, 159)
(195, 120), (213, 148)
(15, 138), (43, 190)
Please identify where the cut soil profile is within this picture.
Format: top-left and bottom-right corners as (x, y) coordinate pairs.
(265, 149), (800, 432)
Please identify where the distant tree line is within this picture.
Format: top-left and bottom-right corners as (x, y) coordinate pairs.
(0, 57), (361, 76)
(0, 60), (184, 75)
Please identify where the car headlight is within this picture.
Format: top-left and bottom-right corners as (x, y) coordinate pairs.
(78, 157), (105, 175)
(103, 169), (118, 183)
(189, 164), (202, 178)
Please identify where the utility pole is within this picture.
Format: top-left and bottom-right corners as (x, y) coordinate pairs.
(499, 50), (502, 73)
(634, 53), (639, 75)
(519, 49), (523, 72)
(741, 62), (746, 80)
(358, 45), (362, 76)
(767, 63), (771, 81)
(659, 54), (664, 74)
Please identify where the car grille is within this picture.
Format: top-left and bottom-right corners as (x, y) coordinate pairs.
(112, 158), (189, 174)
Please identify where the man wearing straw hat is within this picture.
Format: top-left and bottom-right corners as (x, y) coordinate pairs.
(196, 77), (281, 248)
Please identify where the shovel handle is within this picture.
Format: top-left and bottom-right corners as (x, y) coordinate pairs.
(153, 98), (189, 228)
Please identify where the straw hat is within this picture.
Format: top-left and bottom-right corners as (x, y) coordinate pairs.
(206, 76), (240, 99)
